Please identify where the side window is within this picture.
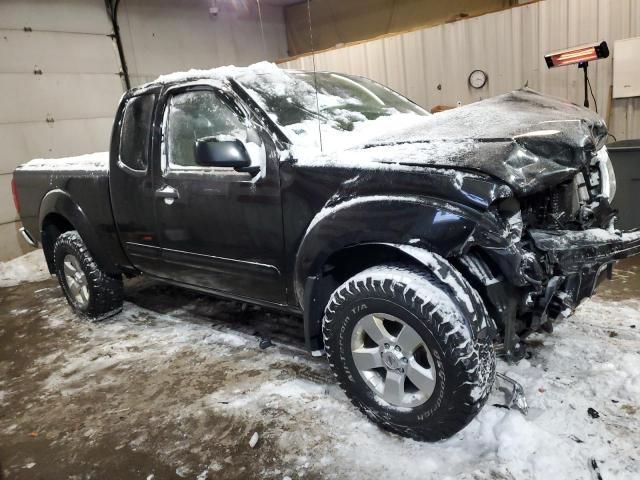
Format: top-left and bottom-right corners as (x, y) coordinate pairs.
(119, 94), (155, 172)
(165, 91), (247, 168)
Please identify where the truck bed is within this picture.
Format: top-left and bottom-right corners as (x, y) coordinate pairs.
(13, 152), (128, 274)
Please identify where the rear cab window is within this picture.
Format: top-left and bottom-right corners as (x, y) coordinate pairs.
(119, 94), (156, 173)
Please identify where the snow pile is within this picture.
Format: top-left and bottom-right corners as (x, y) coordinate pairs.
(17, 152), (109, 172)
(0, 249), (50, 287)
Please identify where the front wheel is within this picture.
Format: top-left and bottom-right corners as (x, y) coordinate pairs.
(53, 230), (123, 319)
(322, 264), (495, 441)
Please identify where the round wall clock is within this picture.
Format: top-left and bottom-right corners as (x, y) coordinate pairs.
(468, 69), (488, 89)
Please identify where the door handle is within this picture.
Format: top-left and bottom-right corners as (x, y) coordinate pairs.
(155, 185), (180, 204)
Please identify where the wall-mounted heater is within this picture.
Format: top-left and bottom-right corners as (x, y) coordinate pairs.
(544, 41), (609, 109)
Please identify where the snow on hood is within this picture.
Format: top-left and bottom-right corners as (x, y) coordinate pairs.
(320, 89), (609, 196)
(368, 88), (606, 146)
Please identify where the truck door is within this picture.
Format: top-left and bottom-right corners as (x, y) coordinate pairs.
(109, 92), (166, 277)
(152, 86), (286, 304)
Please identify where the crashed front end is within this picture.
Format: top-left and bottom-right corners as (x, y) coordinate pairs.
(466, 142), (640, 362)
(351, 88), (639, 361)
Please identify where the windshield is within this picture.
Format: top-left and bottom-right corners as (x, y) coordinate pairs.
(235, 70), (428, 152)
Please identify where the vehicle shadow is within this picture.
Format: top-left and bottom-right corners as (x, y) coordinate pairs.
(123, 277), (308, 351)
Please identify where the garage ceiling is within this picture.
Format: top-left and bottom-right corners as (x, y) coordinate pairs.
(261, 0), (304, 5)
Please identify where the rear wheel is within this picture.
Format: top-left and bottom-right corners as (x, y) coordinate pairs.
(322, 264), (495, 441)
(53, 230), (123, 319)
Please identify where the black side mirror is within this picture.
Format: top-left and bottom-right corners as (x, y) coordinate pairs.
(195, 136), (252, 171)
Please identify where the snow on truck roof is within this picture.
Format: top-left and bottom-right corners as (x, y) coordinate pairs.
(139, 61), (298, 89)
(137, 62), (432, 158)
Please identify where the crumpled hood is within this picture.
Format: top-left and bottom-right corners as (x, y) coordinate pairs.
(342, 88), (608, 196)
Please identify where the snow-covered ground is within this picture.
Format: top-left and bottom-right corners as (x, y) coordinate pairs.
(1, 252), (639, 479)
(0, 249), (51, 287)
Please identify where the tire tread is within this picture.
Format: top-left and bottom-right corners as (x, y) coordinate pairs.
(53, 230), (123, 319)
(322, 263), (495, 441)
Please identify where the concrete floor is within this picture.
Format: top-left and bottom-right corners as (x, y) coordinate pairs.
(0, 277), (323, 480)
(1, 258), (639, 480)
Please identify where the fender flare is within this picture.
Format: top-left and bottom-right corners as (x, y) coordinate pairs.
(295, 195), (489, 305)
(296, 195), (500, 350)
(38, 189), (117, 272)
(300, 241), (497, 351)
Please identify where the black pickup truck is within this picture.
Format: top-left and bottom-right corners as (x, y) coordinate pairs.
(12, 63), (640, 441)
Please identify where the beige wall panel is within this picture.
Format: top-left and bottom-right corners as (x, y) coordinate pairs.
(119, 0), (287, 85)
(0, 0), (111, 34)
(0, 30), (120, 74)
(284, 0), (511, 56)
(0, 0), (288, 260)
(0, 74), (122, 124)
(0, 118), (114, 175)
(0, 174), (19, 224)
(0, 221), (32, 261)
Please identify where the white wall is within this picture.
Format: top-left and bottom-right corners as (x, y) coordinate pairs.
(0, 0), (287, 261)
(282, 0), (640, 141)
(119, 0), (287, 86)
(0, 0), (123, 261)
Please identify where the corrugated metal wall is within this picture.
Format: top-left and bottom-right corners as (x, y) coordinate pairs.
(282, 0), (640, 141)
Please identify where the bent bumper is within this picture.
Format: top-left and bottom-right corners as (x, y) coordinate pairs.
(529, 228), (640, 320)
(530, 228), (640, 273)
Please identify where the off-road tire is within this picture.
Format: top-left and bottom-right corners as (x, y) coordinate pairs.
(53, 230), (123, 319)
(323, 264), (495, 441)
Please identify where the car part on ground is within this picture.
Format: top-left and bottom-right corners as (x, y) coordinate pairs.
(495, 372), (529, 415)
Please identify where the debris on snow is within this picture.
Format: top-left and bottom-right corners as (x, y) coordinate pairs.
(249, 431), (259, 448)
(259, 336), (274, 349)
(590, 458), (604, 480)
(495, 372), (529, 415)
(587, 407), (600, 419)
(196, 469), (208, 480)
(175, 465), (190, 478)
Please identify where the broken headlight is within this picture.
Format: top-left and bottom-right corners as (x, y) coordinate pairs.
(595, 146), (617, 201)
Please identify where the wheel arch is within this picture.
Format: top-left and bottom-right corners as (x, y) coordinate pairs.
(300, 241), (497, 351)
(39, 189), (118, 274)
(294, 196), (485, 301)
